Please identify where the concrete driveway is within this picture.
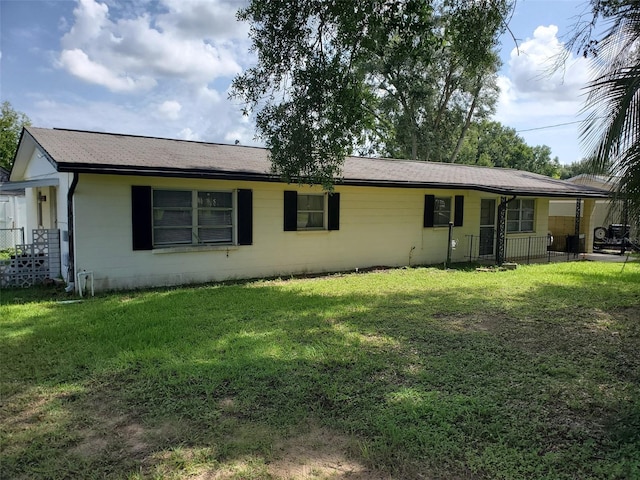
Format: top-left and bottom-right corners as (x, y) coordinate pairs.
(580, 252), (639, 263)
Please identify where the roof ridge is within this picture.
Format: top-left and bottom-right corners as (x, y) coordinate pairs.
(27, 126), (269, 152)
(345, 154), (556, 177)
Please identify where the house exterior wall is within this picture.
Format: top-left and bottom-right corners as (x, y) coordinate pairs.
(548, 175), (624, 252)
(549, 199), (611, 229)
(549, 198), (619, 252)
(71, 174), (551, 291)
(17, 149), (74, 281)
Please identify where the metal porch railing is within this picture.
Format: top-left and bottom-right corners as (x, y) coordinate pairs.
(465, 234), (577, 264)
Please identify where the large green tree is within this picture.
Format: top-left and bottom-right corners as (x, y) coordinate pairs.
(558, 157), (610, 180)
(232, 0), (512, 187)
(0, 101), (31, 172)
(574, 0), (640, 226)
(357, 3), (503, 163)
(455, 120), (562, 177)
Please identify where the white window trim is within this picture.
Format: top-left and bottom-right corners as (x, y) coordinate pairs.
(433, 196), (452, 227)
(296, 193), (327, 231)
(507, 198), (535, 234)
(152, 188), (237, 247)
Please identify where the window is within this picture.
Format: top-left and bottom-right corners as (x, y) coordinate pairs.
(424, 195), (464, 227)
(297, 194), (325, 230)
(131, 186), (252, 251)
(507, 199), (535, 233)
(433, 197), (452, 226)
(152, 189), (233, 246)
(284, 191), (340, 231)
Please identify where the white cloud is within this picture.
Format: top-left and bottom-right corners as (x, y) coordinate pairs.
(178, 128), (200, 141)
(59, 48), (156, 92)
(27, 87), (262, 149)
(4, 0), (261, 156)
(157, 100), (182, 120)
(197, 86), (223, 104)
(47, 0), (258, 149)
(63, 0), (109, 44)
(495, 25), (593, 163)
(496, 25), (590, 126)
(507, 25), (589, 102)
(31, 97), (154, 134)
(156, 0), (250, 41)
(58, 0), (248, 93)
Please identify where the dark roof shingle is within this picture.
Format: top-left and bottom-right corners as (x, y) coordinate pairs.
(24, 127), (608, 198)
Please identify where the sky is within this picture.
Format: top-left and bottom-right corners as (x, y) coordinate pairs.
(0, 0), (597, 165)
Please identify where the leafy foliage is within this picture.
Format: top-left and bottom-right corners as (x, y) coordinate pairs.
(455, 120), (563, 177)
(0, 101), (31, 172)
(572, 0), (640, 227)
(232, 0), (513, 187)
(559, 156), (610, 179)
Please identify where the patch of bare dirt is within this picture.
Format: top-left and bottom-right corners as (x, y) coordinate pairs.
(2, 394), (50, 429)
(267, 424), (393, 480)
(190, 423), (395, 480)
(70, 431), (109, 458)
(432, 312), (507, 334)
(70, 414), (144, 458)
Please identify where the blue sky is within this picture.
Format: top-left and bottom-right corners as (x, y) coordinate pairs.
(1, 0), (595, 164)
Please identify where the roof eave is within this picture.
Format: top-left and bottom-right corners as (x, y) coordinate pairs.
(56, 164), (611, 198)
(56, 163), (281, 183)
(336, 179), (610, 198)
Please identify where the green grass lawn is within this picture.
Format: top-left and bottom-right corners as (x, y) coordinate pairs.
(1, 261), (639, 479)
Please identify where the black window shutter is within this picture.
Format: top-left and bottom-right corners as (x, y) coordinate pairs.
(237, 189), (253, 245)
(454, 195), (464, 227)
(131, 185), (153, 250)
(284, 191), (297, 231)
(328, 192), (340, 231)
(424, 195), (435, 228)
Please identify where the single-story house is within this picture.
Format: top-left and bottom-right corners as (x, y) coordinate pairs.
(6, 127), (609, 292)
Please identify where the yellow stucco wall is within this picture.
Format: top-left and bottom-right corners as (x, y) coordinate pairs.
(71, 174), (551, 290)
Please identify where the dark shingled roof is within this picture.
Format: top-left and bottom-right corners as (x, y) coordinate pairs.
(24, 127), (609, 198)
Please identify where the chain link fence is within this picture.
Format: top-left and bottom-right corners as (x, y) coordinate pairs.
(0, 227), (25, 253)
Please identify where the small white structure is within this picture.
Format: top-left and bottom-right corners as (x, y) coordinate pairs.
(7, 127), (609, 292)
(0, 167), (27, 249)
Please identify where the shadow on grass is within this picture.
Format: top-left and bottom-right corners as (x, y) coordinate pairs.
(1, 265), (639, 479)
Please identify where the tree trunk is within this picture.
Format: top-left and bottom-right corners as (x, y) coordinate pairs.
(449, 80), (482, 164)
(412, 130), (418, 160)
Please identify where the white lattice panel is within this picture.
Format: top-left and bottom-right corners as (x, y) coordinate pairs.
(0, 229), (59, 288)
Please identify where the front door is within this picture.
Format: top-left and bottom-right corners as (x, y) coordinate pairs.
(479, 199), (496, 256)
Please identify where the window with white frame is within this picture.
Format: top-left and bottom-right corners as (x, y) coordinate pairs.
(152, 189), (234, 246)
(433, 197), (452, 226)
(507, 199), (535, 233)
(297, 194), (325, 230)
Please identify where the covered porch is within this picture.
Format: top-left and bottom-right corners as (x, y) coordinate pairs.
(466, 196), (603, 266)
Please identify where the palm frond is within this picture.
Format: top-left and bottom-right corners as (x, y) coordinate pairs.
(580, 2), (640, 227)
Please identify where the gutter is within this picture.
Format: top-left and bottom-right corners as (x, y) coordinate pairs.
(65, 173), (79, 292)
(55, 164), (612, 199)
